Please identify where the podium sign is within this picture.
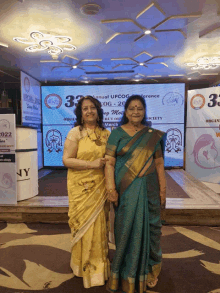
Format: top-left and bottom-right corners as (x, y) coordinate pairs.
(0, 114), (17, 204)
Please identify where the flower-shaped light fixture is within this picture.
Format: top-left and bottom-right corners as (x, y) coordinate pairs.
(186, 57), (220, 70)
(13, 31), (76, 59)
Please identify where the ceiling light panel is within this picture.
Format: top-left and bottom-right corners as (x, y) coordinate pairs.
(186, 57), (220, 70)
(13, 31), (76, 59)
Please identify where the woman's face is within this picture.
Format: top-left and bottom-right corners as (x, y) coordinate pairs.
(81, 99), (98, 124)
(125, 99), (145, 124)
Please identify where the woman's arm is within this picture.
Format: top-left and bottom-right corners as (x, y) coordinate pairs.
(155, 156), (166, 209)
(104, 155), (116, 189)
(63, 138), (91, 169)
(105, 154), (118, 206)
(63, 138), (106, 170)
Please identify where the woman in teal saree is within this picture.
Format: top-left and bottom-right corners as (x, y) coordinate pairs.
(105, 95), (166, 293)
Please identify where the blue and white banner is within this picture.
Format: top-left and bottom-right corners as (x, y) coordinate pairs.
(0, 114), (17, 204)
(21, 72), (41, 131)
(21, 72), (43, 169)
(42, 84), (185, 167)
(186, 87), (220, 183)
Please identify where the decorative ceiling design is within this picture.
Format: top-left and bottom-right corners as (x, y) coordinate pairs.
(40, 55), (104, 72)
(0, 42), (8, 48)
(111, 54), (175, 71)
(0, 0), (220, 86)
(101, 2), (202, 44)
(199, 23), (220, 38)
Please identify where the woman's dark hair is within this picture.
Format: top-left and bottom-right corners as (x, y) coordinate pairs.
(74, 95), (105, 129)
(118, 94), (148, 126)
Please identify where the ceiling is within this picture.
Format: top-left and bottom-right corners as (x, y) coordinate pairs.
(1, 0), (220, 89)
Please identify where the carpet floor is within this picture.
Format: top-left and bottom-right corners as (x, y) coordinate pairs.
(38, 170), (189, 199)
(0, 223), (219, 293)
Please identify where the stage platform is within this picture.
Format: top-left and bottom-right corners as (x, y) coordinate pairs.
(0, 169), (220, 225)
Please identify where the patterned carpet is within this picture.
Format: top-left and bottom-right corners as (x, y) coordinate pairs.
(0, 223), (220, 293)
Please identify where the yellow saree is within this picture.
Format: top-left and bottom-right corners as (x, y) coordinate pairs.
(66, 126), (110, 288)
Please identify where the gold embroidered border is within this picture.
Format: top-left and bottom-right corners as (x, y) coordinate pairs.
(117, 127), (148, 156)
(105, 145), (117, 157)
(120, 130), (162, 195)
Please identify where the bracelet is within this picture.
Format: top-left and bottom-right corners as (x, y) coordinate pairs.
(107, 188), (116, 193)
(85, 161), (88, 169)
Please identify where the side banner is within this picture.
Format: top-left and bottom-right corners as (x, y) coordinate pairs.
(21, 72), (41, 130)
(0, 114), (17, 204)
(186, 87), (220, 183)
(20, 72), (43, 169)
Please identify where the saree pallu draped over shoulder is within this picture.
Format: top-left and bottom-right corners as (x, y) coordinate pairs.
(67, 127), (110, 288)
(106, 127), (166, 293)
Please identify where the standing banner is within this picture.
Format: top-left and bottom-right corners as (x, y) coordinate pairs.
(0, 114), (17, 204)
(42, 84), (185, 167)
(186, 87), (220, 183)
(20, 72), (43, 169)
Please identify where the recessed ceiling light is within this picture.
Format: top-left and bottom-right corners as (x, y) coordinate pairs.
(84, 81), (89, 83)
(80, 3), (102, 15)
(72, 65), (77, 69)
(139, 63), (144, 66)
(144, 30), (151, 35)
(188, 77), (192, 80)
(134, 79), (140, 82)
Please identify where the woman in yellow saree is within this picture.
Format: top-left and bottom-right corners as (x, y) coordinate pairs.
(105, 95), (167, 293)
(63, 96), (110, 288)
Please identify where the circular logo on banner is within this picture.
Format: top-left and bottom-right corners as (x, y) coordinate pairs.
(192, 134), (220, 169)
(162, 92), (183, 107)
(190, 94), (205, 110)
(45, 129), (62, 153)
(24, 77), (30, 93)
(0, 119), (10, 129)
(44, 94), (62, 109)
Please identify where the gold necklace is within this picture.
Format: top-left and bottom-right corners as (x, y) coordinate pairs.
(86, 127), (102, 146)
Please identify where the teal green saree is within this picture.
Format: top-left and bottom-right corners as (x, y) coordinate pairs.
(106, 126), (166, 293)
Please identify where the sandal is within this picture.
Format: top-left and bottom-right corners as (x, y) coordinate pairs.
(147, 278), (158, 288)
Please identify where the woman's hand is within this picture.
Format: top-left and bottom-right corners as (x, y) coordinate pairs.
(90, 158), (108, 169)
(160, 192), (166, 209)
(107, 189), (119, 207)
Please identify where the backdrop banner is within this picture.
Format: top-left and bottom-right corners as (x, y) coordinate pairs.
(0, 114), (17, 204)
(186, 87), (220, 183)
(42, 84), (185, 167)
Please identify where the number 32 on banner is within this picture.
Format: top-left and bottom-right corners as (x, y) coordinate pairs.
(208, 94), (220, 107)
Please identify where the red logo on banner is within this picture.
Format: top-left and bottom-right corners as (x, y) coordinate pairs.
(44, 94), (62, 109)
(190, 94), (205, 110)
